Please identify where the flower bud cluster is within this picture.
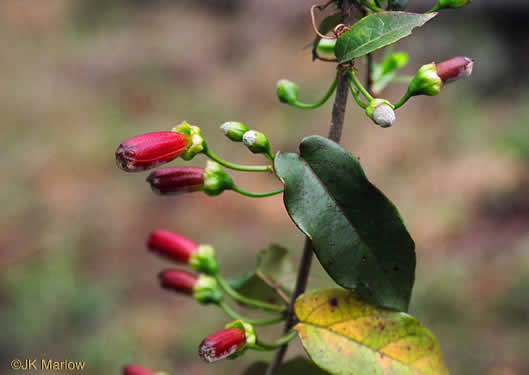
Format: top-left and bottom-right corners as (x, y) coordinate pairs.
(220, 121), (273, 158)
(407, 56), (474, 98)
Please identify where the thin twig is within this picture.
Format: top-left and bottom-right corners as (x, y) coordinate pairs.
(255, 270), (290, 304)
(264, 2), (356, 374)
(264, 238), (314, 375)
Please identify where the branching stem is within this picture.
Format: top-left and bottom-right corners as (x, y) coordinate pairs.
(215, 274), (286, 312)
(264, 2), (356, 374)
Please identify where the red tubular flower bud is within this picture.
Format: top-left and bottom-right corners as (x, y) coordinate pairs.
(146, 167), (204, 195)
(436, 56), (474, 84)
(115, 131), (190, 172)
(147, 230), (198, 263)
(158, 269), (198, 294)
(122, 365), (155, 375)
(198, 328), (246, 363)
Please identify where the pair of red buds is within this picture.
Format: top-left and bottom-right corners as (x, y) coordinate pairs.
(115, 130), (205, 193)
(148, 230), (221, 303)
(116, 125), (234, 196)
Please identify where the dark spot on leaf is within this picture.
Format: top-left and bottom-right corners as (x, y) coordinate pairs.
(329, 298), (338, 307)
(407, 346), (411, 351)
(361, 256), (367, 263)
(378, 322), (386, 331)
(393, 265), (400, 272)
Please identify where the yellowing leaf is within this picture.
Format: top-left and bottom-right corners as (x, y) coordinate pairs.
(294, 289), (449, 375)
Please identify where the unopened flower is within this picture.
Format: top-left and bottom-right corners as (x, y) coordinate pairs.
(276, 80), (299, 105)
(158, 270), (223, 304)
(148, 230), (199, 263)
(406, 56), (473, 97)
(366, 99), (395, 128)
(220, 121), (249, 142)
(146, 167), (204, 195)
(147, 230), (218, 274)
(158, 269), (198, 295)
(242, 131), (272, 156)
(115, 131), (190, 172)
(198, 328), (246, 363)
(435, 56), (474, 84)
(122, 365), (155, 375)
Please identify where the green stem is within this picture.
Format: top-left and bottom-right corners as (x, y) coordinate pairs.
(349, 72), (374, 102)
(254, 330), (298, 350)
(218, 301), (285, 326)
(359, 0), (385, 12)
(293, 77), (338, 109)
(231, 185), (284, 198)
(348, 79), (368, 109)
(215, 274), (286, 312)
(393, 90), (412, 109)
(203, 146), (272, 173)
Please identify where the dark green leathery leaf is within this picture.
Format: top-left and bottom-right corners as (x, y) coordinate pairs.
(275, 136), (415, 311)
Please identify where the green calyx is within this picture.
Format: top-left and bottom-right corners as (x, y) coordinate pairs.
(438, 0), (470, 9)
(242, 130), (272, 157)
(172, 121), (205, 160)
(226, 320), (257, 348)
(366, 99), (396, 128)
(193, 275), (223, 305)
(365, 99), (395, 128)
(407, 63), (442, 97)
(189, 244), (219, 275)
(203, 160), (234, 196)
(366, 99), (393, 118)
(220, 121), (249, 142)
(276, 80), (299, 105)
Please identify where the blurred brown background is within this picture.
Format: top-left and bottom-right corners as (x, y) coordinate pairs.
(1, 1), (528, 374)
